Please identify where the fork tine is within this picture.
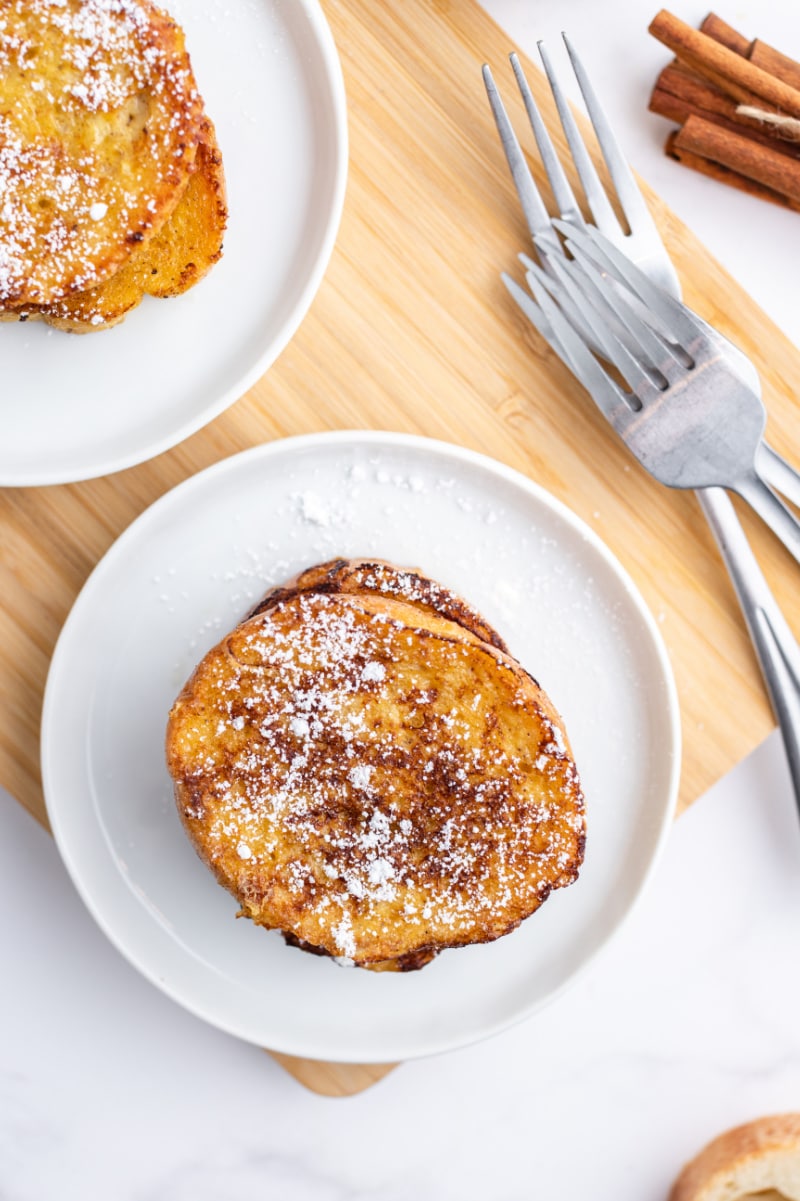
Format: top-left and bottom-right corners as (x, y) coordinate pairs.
(502, 272), (563, 355)
(507, 262), (591, 374)
(536, 40), (620, 237)
(549, 254), (654, 375)
(508, 52), (582, 227)
(562, 35), (681, 297)
(527, 265), (636, 426)
(520, 249), (605, 354)
(506, 265), (632, 426)
(557, 220), (700, 349)
(561, 35), (651, 235)
(532, 234), (673, 369)
(561, 254), (684, 378)
(543, 256), (657, 398)
(482, 63), (558, 251)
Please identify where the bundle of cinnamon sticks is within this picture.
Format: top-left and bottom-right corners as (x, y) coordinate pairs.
(648, 10), (800, 212)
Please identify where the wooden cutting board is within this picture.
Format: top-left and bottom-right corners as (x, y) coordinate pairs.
(3, 0), (800, 1096)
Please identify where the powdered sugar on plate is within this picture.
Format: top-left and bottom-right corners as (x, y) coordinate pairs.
(159, 445), (635, 721)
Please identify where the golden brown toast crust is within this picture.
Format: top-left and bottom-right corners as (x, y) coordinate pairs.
(282, 932), (437, 973)
(6, 118), (227, 332)
(166, 567), (586, 972)
(0, 0), (204, 306)
(250, 558), (512, 655)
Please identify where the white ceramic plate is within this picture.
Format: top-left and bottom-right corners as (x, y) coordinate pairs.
(42, 432), (681, 1062)
(0, 1), (347, 486)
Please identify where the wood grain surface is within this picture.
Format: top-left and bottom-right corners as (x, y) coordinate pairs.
(2, 0), (799, 1095)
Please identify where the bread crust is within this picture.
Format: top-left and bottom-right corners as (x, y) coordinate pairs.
(249, 558), (513, 655)
(670, 1114), (800, 1201)
(0, 0), (205, 306)
(166, 561), (586, 972)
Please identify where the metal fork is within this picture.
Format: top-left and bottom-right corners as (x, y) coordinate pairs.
(483, 42), (800, 511)
(514, 222), (800, 566)
(483, 41), (800, 817)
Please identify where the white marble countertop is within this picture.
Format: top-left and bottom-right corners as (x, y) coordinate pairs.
(3, 1), (800, 1198)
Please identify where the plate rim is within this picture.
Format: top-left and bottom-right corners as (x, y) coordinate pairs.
(41, 430), (682, 1061)
(1, 0), (349, 487)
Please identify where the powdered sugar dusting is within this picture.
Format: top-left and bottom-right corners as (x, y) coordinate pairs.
(332, 913), (356, 959)
(173, 587), (585, 967)
(361, 661), (385, 683)
(348, 764), (374, 791)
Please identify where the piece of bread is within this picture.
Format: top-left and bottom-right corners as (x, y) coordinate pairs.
(0, 0), (205, 308)
(166, 561), (586, 972)
(4, 118), (227, 332)
(670, 1114), (800, 1201)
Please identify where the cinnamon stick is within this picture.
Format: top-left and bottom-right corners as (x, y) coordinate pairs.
(648, 62), (796, 154)
(698, 14), (750, 56)
(673, 113), (800, 203)
(649, 9), (800, 117)
(653, 61), (756, 121)
(701, 14), (800, 90)
(666, 130), (800, 213)
(749, 40), (800, 92)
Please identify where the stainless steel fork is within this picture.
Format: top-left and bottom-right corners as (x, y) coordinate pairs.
(483, 42), (800, 510)
(516, 222), (800, 566)
(483, 40), (800, 818)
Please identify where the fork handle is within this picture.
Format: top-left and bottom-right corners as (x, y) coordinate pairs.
(698, 487), (800, 823)
(733, 470), (800, 568)
(757, 442), (800, 511)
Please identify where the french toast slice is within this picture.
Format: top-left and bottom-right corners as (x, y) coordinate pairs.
(166, 575), (586, 973)
(5, 119), (227, 332)
(0, 0), (205, 307)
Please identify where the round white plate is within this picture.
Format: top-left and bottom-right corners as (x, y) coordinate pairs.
(0, 1), (347, 486)
(42, 432), (681, 1062)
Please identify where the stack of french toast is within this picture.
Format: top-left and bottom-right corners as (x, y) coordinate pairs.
(0, 0), (226, 333)
(166, 559), (586, 972)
